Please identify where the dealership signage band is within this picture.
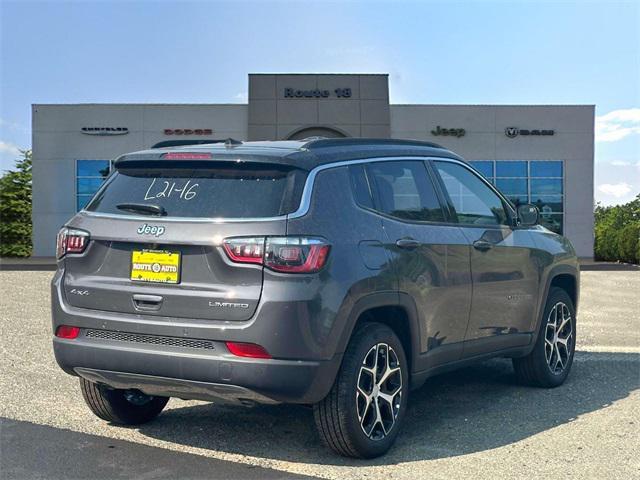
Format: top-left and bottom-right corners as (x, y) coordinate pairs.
(81, 127), (128, 136)
(284, 88), (352, 98)
(431, 126), (466, 138)
(505, 127), (554, 138)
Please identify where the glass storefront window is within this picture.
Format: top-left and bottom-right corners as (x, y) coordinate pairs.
(531, 161), (562, 177)
(496, 161), (527, 177)
(77, 177), (105, 194)
(469, 161), (494, 181)
(469, 160), (564, 234)
(531, 194), (563, 213)
(531, 178), (563, 195)
(506, 194), (529, 206)
(77, 160), (110, 178)
(76, 160), (110, 211)
(495, 178), (528, 196)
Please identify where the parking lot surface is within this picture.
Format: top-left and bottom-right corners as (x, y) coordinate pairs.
(1, 269), (638, 479)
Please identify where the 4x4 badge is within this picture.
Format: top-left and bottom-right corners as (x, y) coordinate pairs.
(137, 223), (165, 237)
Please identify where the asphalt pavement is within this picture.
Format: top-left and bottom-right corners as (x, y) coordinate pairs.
(0, 269), (638, 479)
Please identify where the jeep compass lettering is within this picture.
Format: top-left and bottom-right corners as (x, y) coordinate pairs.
(52, 138), (579, 458)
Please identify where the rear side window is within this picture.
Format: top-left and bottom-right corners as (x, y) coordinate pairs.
(85, 163), (307, 218)
(366, 161), (445, 222)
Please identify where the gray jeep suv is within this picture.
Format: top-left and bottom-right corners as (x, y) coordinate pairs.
(52, 138), (579, 458)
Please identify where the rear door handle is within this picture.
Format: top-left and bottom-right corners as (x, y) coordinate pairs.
(396, 238), (420, 250)
(473, 240), (493, 251)
(132, 294), (163, 311)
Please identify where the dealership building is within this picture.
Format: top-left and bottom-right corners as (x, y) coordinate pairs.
(32, 73), (595, 257)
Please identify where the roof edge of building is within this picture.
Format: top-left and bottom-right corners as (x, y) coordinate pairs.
(32, 103), (249, 107)
(248, 72), (389, 76)
(32, 102), (596, 108)
(390, 103), (596, 107)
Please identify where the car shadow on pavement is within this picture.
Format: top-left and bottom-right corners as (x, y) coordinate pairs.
(138, 351), (639, 466)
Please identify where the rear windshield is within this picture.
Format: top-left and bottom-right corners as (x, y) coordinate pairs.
(85, 163), (307, 218)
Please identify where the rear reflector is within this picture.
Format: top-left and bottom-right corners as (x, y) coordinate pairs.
(162, 152), (213, 160)
(56, 325), (80, 339)
(226, 342), (271, 359)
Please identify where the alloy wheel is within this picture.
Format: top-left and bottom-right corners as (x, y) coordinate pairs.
(356, 343), (403, 440)
(544, 302), (573, 374)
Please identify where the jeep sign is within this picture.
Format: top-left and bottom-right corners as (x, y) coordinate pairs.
(431, 126), (466, 138)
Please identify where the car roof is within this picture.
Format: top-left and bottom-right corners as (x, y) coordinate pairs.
(114, 138), (465, 171)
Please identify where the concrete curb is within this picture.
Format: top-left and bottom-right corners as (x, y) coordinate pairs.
(0, 257), (57, 271)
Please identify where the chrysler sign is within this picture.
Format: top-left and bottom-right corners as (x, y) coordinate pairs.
(81, 127), (128, 136)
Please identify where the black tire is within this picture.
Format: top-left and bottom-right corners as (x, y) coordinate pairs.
(79, 378), (169, 425)
(513, 287), (576, 387)
(314, 322), (409, 458)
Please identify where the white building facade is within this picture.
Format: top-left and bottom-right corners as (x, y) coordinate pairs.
(32, 73), (594, 257)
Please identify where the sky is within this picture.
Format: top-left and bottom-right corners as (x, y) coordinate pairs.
(1, 0), (638, 205)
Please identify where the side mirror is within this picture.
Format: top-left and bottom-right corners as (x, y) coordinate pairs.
(517, 204), (539, 227)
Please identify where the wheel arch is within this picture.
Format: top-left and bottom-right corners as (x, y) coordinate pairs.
(529, 264), (579, 351)
(336, 292), (422, 376)
(550, 273), (578, 309)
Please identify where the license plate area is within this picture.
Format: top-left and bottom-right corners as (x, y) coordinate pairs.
(131, 249), (181, 284)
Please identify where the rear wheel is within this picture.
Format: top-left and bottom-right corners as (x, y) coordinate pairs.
(513, 287), (576, 387)
(314, 323), (409, 458)
(79, 378), (169, 425)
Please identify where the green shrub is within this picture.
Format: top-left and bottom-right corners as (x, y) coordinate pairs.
(0, 150), (32, 257)
(617, 223), (640, 264)
(594, 194), (640, 264)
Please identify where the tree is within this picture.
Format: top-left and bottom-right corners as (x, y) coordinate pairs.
(594, 194), (640, 264)
(0, 149), (32, 257)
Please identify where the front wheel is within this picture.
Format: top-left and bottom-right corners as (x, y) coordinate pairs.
(79, 378), (169, 425)
(314, 322), (409, 458)
(513, 287), (576, 387)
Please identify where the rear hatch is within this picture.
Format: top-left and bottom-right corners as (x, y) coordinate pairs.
(61, 154), (306, 321)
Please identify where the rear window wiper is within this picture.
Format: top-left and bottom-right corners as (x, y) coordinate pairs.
(116, 203), (167, 216)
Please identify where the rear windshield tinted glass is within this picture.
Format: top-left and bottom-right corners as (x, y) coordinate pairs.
(85, 163), (307, 218)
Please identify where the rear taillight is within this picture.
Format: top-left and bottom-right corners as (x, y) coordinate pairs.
(55, 325), (80, 339)
(265, 237), (330, 273)
(222, 237), (264, 264)
(222, 236), (330, 273)
(56, 227), (89, 259)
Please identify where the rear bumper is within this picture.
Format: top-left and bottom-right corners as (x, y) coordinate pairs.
(75, 368), (279, 406)
(51, 266), (344, 405)
(54, 336), (341, 404)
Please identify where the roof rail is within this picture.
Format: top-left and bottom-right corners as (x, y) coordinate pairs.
(301, 137), (446, 150)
